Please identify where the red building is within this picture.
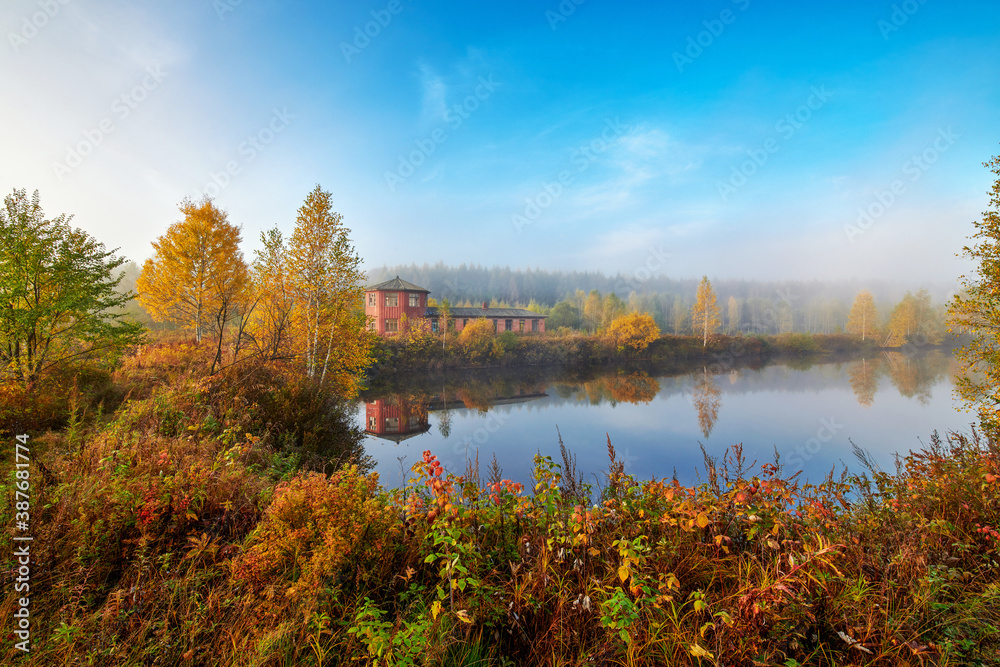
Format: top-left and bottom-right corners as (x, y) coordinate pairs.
(365, 276), (546, 337)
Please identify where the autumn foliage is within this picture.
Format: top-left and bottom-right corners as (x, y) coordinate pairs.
(605, 312), (660, 353)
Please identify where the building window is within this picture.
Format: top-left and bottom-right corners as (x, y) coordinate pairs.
(368, 416), (377, 429)
(385, 417), (399, 432)
(386, 293), (398, 307)
(385, 318), (398, 333)
(368, 293), (376, 307)
(519, 320), (525, 332)
(409, 294), (419, 307)
(492, 319), (498, 331)
(532, 319), (538, 332)
(369, 320), (377, 331)
(505, 319), (513, 331)
(462, 318), (468, 327)
(408, 416), (420, 429)
(431, 319), (438, 332)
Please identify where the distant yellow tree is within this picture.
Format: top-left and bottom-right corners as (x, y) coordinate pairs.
(287, 185), (373, 395)
(885, 292), (918, 347)
(606, 312), (660, 353)
(136, 198), (248, 372)
(846, 290), (879, 341)
(691, 276), (721, 347)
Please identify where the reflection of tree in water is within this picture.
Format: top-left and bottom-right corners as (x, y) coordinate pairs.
(575, 372), (660, 406)
(438, 387), (453, 438)
(607, 372), (660, 404)
(691, 368), (721, 437)
(847, 357), (881, 407)
(882, 350), (953, 405)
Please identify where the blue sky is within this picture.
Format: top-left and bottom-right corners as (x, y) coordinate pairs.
(2, 0), (998, 285)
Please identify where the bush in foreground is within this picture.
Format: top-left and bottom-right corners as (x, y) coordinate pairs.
(3, 413), (999, 665)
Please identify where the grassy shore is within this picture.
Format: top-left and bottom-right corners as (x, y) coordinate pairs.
(366, 330), (885, 380)
(1, 339), (997, 666)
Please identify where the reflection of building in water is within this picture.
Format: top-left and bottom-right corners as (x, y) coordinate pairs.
(364, 398), (431, 443)
(364, 385), (548, 442)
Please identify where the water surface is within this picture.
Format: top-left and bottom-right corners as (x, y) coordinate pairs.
(357, 350), (971, 489)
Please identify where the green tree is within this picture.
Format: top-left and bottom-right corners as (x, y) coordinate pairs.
(846, 290), (879, 341)
(691, 276), (720, 347)
(548, 301), (581, 330)
(600, 293), (627, 330)
(948, 149), (1000, 431)
(0, 189), (143, 387)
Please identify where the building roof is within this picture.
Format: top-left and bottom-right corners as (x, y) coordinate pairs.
(366, 275), (431, 293)
(425, 306), (546, 318)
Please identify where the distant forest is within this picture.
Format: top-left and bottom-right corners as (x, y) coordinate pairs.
(367, 262), (954, 337)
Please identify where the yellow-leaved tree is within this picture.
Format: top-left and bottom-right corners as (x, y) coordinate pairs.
(846, 290), (879, 341)
(287, 185), (374, 395)
(246, 227), (296, 362)
(948, 149), (1000, 432)
(885, 292), (917, 347)
(691, 275), (720, 348)
(136, 198), (248, 373)
(606, 312), (660, 354)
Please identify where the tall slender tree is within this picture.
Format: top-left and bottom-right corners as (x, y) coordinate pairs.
(691, 276), (721, 347)
(287, 185), (373, 394)
(846, 290), (879, 341)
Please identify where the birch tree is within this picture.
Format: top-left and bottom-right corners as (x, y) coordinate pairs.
(691, 276), (720, 347)
(287, 186), (373, 395)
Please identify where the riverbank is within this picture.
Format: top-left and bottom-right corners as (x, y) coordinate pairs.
(366, 330), (915, 381)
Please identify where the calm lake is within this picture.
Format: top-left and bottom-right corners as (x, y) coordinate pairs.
(356, 349), (973, 489)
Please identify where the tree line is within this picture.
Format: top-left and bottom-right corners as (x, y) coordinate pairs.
(369, 263), (950, 336)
